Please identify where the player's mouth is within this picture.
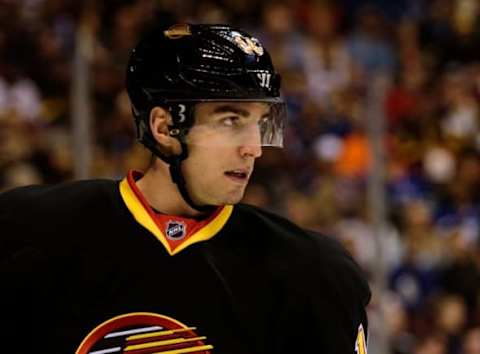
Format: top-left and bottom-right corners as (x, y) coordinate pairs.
(225, 169), (249, 183)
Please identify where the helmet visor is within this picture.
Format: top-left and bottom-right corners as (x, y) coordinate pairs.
(169, 99), (286, 148)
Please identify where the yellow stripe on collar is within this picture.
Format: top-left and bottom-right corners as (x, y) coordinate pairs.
(119, 178), (233, 255)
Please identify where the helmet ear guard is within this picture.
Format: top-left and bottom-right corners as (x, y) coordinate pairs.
(132, 103), (193, 163)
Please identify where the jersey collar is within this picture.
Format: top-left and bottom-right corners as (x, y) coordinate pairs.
(119, 170), (233, 255)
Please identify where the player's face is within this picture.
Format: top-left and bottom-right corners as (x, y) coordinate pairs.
(182, 102), (269, 205)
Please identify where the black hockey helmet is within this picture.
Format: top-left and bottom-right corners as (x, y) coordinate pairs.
(126, 23), (286, 211)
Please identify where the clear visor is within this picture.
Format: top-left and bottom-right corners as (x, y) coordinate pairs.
(180, 100), (286, 148)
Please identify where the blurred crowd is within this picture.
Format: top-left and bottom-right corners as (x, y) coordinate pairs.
(1, 0), (480, 353)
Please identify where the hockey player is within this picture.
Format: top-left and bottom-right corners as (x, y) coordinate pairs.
(0, 24), (370, 354)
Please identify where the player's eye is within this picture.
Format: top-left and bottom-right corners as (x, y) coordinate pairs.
(220, 116), (241, 127)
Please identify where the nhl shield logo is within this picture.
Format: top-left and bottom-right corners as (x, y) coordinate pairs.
(166, 220), (186, 240)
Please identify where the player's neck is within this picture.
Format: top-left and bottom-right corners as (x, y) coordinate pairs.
(135, 162), (202, 218)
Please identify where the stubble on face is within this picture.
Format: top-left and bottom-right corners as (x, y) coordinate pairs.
(181, 145), (253, 206)
(181, 102), (267, 206)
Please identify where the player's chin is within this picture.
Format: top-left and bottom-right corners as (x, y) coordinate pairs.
(221, 189), (246, 205)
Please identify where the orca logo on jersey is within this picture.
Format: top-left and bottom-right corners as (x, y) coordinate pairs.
(76, 312), (213, 354)
(166, 220), (186, 240)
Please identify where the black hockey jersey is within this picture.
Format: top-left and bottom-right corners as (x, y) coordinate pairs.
(0, 177), (370, 354)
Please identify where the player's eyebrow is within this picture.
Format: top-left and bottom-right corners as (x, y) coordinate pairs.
(212, 105), (250, 117)
(212, 105), (270, 118)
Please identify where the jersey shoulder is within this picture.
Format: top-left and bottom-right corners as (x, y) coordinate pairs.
(235, 203), (371, 305)
(235, 202), (315, 242)
(235, 203), (348, 257)
(0, 179), (118, 217)
(0, 179), (119, 248)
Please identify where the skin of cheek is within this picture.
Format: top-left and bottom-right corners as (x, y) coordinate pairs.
(183, 102), (266, 205)
(181, 143), (249, 206)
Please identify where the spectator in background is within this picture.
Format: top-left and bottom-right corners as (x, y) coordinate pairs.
(463, 328), (480, 354)
(381, 292), (416, 354)
(303, 2), (353, 106)
(386, 19), (431, 133)
(347, 4), (396, 77)
(440, 230), (480, 322)
(421, 0), (480, 71)
(389, 199), (445, 313)
(0, 32), (42, 123)
(433, 294), (468, 354)
(413, 334), (447, 354)
(257, 1), (305, 76)
(440, 68), (479, 142)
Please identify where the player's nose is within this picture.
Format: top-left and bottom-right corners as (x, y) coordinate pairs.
(239, 123), (262, 158)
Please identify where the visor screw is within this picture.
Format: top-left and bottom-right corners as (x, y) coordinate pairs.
(170, 128), (181, 136)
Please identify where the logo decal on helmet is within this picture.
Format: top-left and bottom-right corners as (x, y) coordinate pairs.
(164, 24), (192, 39)
(166, 220), (187, 240)
(257, 72), (272, 88)
(231, 31), (264, 56)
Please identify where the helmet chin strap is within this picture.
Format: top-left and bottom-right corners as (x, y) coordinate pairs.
(168, 146), (215, 213)
(141, 131), (215, 213)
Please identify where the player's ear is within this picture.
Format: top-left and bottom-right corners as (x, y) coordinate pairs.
(149, 106), (182, 156)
